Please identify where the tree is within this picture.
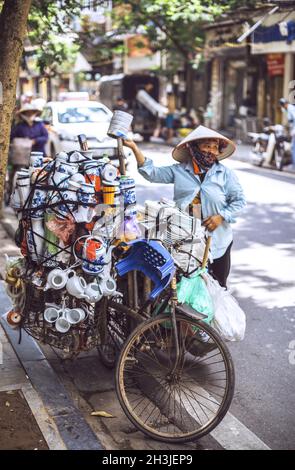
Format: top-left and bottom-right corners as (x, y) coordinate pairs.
(110, 0), (226, 101)
(0, 0), (81, 206)
(85, 1), (269, 105)
(0, 0), (32, 207)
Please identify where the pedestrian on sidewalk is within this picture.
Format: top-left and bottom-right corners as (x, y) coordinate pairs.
(123, 125), (246, 288)
(279, 98), (295, 170)
(10, 103), (48, 156)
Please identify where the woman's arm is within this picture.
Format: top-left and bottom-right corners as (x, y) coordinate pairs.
(123, 139), (175, 184)
(33, 123), (49, 146)
(123, 139), (145, 167)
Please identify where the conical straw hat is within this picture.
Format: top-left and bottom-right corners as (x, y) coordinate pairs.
(172, 125), (236, 163)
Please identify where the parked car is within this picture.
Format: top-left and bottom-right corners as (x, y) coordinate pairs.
(42, 100), (132, 168)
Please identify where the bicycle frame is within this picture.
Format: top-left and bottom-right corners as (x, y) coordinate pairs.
(105, 233), (212, 372)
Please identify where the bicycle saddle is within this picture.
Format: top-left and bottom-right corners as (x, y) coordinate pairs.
(115, 239), (175, 300)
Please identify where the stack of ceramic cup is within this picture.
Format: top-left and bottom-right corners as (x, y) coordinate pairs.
(8, 142), (141, 343)
(107, 110), (133, 140)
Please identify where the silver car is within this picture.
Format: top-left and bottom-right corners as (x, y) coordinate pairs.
(42, 100), (132, 167)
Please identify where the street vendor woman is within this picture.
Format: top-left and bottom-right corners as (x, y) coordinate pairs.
(123, 125), (246, 288)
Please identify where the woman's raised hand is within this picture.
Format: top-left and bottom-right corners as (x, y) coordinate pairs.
(122, 138), (136, 150)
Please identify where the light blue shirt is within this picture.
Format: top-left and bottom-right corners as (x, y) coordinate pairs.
(287, 104), (295, 129)
(138, 157), (246, 259)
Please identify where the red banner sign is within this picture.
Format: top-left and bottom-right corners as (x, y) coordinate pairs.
(266, 54), (285, 76)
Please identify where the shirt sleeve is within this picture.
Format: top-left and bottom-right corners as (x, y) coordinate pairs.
(138, 157), (175, 184)
(219, 169), (246, 223)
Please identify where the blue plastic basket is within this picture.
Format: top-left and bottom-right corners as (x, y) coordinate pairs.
(115, 240), (175, 300)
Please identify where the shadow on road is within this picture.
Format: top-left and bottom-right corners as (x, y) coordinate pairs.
(235, 201), (295, 251)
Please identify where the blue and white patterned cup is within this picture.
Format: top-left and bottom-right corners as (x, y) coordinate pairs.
(30, 152), (43, 168)
(57, 161), (79, 176)
(49, 170), (70, 189)
(120, 177), (136, 205)
(57, 183), (79, 218)
(78, 182), (96, 206)
(82, 261), (104, 275)
(30, 188), (46, 218)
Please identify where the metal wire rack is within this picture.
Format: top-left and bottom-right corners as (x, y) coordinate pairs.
(137, 204), (208, 276)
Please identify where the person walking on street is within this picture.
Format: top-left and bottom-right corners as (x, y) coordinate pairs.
(123, 125), (246, 288)
(113, 97), (129, 113)
(165, 92), (176, 144)
(10, 103), (48, 156)
(279, 98), (295, 170)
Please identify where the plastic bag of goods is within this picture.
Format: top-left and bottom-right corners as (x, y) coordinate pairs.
(177, 268), (214, 324)
(204, 273), (246, 341)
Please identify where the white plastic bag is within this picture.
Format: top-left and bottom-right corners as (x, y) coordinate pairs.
(203, 273), (246, 342)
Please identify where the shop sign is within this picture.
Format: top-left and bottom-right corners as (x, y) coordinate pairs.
(266, 53), (284, 76)
(127, 35), (153, 58)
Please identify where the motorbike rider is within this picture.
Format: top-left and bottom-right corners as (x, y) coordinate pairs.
(279, 98), (295, 169)
(123, 125), (246, 288)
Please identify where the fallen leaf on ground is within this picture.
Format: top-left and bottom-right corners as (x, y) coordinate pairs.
(91, 411), (115, 418)
(5, 401), (10, 407)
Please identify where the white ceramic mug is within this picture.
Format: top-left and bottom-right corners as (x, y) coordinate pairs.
(55, 316), (71, 333)
(44, 305), (61, 323)
(66, 308), (86, 324)
(30, 218), (45, 261)
(107, 110), (133, 139)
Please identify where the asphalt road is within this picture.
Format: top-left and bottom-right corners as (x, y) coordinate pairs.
(131, 143), (295, 450)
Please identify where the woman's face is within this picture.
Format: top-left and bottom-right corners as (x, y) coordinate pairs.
(198, 139), (220, 156)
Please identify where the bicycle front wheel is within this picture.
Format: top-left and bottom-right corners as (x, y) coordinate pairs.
(116, 312), (235, 443)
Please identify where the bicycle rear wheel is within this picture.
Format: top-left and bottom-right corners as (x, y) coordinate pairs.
(116, 311), (235, 443)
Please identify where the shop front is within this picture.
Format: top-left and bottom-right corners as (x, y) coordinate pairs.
(251, 15), (295, 124)
(204, 21), (258, 132)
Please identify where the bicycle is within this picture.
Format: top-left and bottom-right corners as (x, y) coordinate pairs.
(99, 206), (235, 443)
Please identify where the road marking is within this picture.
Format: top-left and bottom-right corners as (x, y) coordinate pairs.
(210, 412), (271, 450)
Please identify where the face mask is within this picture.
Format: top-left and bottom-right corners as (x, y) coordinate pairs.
(187, 142), (217, 172)
(21, 113), (37, 125)
(281, 107), (287, 114)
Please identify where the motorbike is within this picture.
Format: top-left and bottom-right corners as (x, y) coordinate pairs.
(248, 122), (292, 171)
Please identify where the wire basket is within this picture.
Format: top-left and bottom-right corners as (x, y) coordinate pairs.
(137, 203), (207, 276)
(21, 280), (101, 353)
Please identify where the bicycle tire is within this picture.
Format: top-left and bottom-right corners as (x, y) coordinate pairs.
(116, 311), (235, 443)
